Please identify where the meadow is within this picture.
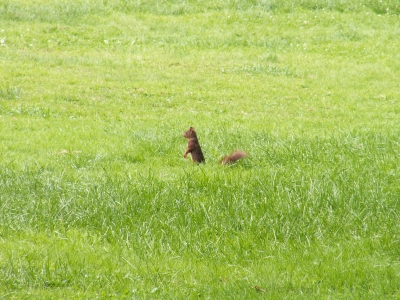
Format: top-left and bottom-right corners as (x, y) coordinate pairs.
(1, 0), (399, 298)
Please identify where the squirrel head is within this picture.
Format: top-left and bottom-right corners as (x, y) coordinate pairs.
(182, 127), (197, 139)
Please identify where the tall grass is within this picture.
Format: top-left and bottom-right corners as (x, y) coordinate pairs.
(1, 132), (399, 297)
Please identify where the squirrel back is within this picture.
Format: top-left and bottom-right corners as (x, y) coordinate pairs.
(182, 127), (205, 163)
(219, 150), (247, 165)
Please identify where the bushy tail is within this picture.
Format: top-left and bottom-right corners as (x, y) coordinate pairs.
(219, 150), (247, 165)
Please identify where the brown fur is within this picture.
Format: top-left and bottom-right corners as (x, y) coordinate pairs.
(219, 150), (247, 165)
(182, 127), (205, 163)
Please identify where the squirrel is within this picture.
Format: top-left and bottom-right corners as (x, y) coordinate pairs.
(182, 127), (247, 165)
(182, 127), (205, 163)
(219, 150), (247, 165)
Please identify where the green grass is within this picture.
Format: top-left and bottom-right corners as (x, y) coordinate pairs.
(1, 0), (400, 298)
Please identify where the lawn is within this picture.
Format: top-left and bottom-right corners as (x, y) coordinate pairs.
(0, 0), (399, 298)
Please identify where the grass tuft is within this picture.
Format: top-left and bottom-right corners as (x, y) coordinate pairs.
(0, 86), (22, 100)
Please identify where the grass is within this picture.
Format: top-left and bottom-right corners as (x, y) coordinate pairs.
(1, 0), (400, 298)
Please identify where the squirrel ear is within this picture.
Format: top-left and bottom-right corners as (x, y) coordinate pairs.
(190, 127), (194, 131)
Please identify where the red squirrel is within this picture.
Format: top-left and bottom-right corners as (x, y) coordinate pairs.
(182, 127), (247, 165)
(182, 127), (205, 163)
(219, 150), (247, 165)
